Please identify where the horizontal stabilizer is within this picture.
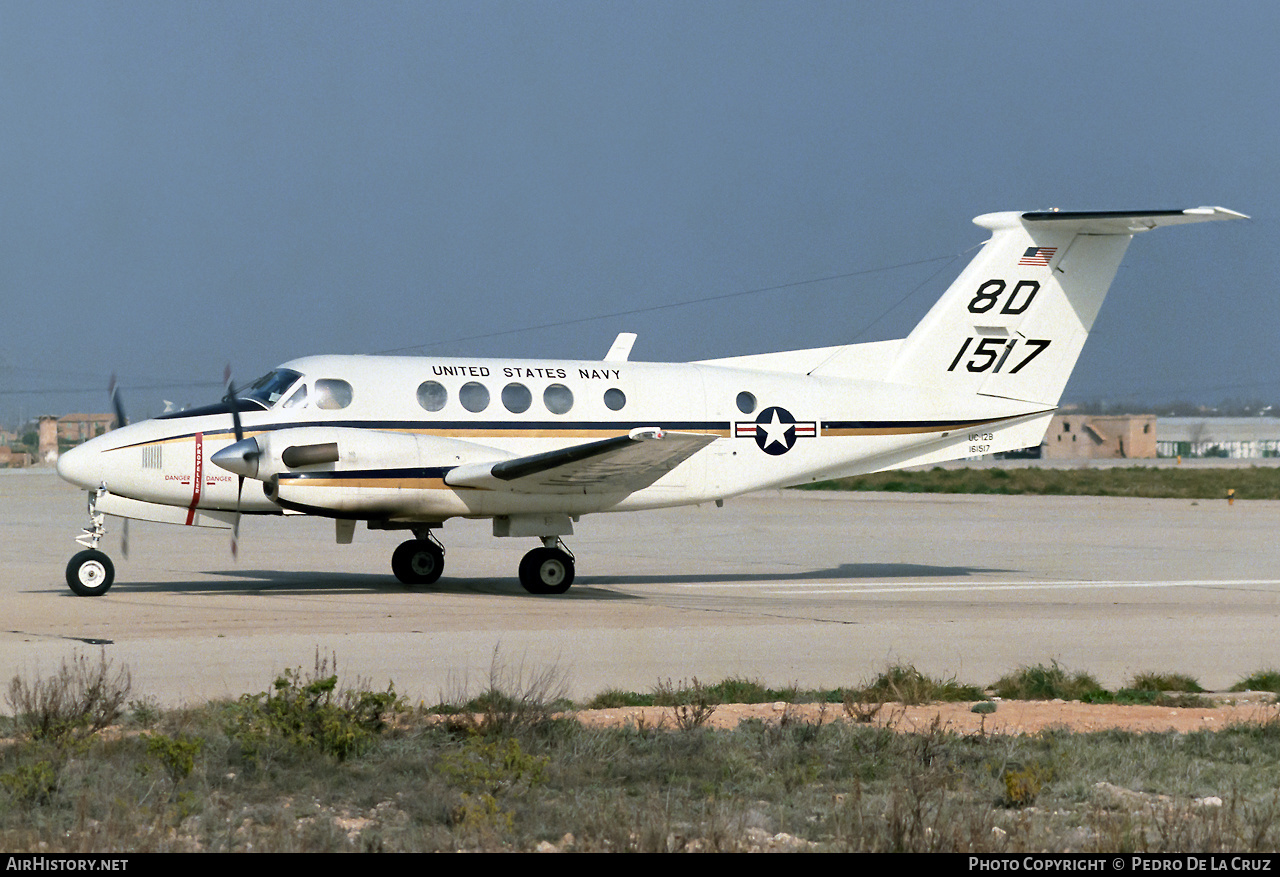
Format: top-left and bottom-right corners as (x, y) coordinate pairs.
(1017, 207), (1247, 234)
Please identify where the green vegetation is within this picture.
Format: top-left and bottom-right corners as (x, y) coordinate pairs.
(987, 663), (1217, 708)
(3, 654), (1280, 851)
(1115, 672), (1213, 708)
(5, 651), (131, 744)
(224, 652), (404, 764)
(801, 465), (1280, 499)
(857, 664), (986, 705)
(1231, 670), (1280, 694)
(585, 667), (977, 711)
(1127, 672), (1205, 693)
(991, 661), (1109, 702)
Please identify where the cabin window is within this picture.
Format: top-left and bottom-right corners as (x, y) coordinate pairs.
(736, 392), (756, 414)
(417, 381), (448, 412)
(502, 383), (532, 413)
(281, 385), (308, 409)
(604, 388), (626, 411)
(460, 381), (490, 412)
(314, 379), (353, 410)
(544, 383), (573, 415)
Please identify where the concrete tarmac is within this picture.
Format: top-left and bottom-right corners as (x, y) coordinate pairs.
(2, 470), (1278, 707)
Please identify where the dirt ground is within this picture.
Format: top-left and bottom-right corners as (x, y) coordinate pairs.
(571, 695), (1280, 735)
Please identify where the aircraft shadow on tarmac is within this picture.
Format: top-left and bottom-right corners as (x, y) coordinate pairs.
(64, 561), (1010, 599)
(579, 562), (1010, 587)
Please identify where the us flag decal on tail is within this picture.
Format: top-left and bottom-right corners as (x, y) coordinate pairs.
(1018, 246), (1057, 266)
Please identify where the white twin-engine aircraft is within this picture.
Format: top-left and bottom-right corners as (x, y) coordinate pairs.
(56, 208), (1245, 596)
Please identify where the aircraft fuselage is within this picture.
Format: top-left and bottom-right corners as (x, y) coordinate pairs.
(58, 353), (1044, 523)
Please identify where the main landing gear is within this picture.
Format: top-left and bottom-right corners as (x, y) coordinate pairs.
(518, 539), (575, 595)
(391, 531), (446, 585)
(66, 487), (115, 596)
(388, 530), (576, 595)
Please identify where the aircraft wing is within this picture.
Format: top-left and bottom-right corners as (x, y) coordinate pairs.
(444, 428), (717, 495)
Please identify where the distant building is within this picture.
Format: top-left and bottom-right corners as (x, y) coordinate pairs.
(1042, 414), (1157, 459)
(57, 413), (116, 443)
(38, 415), (59, 464)
(0, 445), (32, 468)
(1156, 417), (1280, 459)
(13, 413), (118, 466)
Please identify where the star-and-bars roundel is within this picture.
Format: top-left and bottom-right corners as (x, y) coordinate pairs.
(734, 406), (817, 455)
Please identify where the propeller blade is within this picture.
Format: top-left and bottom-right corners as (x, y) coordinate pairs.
(223, 364), (244, 559)
(105, 374), (130, 558)
(108, 374), (128, 428)
(223, 364), (243, 443)
(231, 478), (242, 560)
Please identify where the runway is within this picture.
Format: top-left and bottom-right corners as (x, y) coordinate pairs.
(3, 470), (1278, 707)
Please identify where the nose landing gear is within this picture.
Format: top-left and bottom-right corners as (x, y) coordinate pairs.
(66, 487), (115, 596)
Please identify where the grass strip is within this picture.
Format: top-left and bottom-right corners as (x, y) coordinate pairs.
(800, 465), (1280, 499)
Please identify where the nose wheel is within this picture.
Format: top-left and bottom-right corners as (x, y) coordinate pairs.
(67, 549), (115, 597)
(518, 542), (575, 595)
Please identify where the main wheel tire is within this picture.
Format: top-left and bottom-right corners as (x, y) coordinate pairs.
(66, 549), (115, 597)
(391, 539), (444, 585)
(518, 547), (575, 595)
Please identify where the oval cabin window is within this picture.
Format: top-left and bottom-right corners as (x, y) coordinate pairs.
(417, 381), (448, 412)
(502, 383), (532, 413)
(544, 384), (573, 414)
(460, 382), (490, 413)
(314, 379), (353, 410)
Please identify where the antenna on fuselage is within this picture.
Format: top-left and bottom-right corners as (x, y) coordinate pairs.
(604, 332), (637, 362)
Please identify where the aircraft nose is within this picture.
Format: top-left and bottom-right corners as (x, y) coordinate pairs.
(56, 441), (103, 490)
(211, 437), (261, 479)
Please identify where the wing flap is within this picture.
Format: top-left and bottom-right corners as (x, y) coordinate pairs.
(444, 428), (717, 495)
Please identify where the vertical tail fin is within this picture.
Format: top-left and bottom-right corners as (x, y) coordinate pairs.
(884, 208), (1246, 406)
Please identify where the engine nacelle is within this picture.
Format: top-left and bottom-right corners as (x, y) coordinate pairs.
(211, 427), (515, 517)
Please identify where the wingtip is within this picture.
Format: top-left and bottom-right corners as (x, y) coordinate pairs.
(1190, 206), (1249, 221)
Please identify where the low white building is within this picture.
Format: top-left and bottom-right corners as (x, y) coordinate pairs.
(1156, 417), (1280, 458)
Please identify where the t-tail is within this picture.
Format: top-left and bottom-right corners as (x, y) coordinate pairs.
(806, 207), (1246, 467)
(883, 208), (1246, 405)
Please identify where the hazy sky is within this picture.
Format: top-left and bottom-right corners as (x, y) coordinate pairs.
(1, 1), (1273, 425)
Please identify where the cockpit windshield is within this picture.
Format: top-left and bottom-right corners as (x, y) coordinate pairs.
(237, 369), (304, 410)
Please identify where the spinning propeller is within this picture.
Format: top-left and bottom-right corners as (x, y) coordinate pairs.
(107, 375), (130, 558)
(222, 365), (251, 559)
(108, 373), (128, 430)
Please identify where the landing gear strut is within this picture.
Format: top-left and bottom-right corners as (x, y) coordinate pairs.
(67, 487), (115, 596)
(518, 538), (575, 595)
(391, 529), (445, 585)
